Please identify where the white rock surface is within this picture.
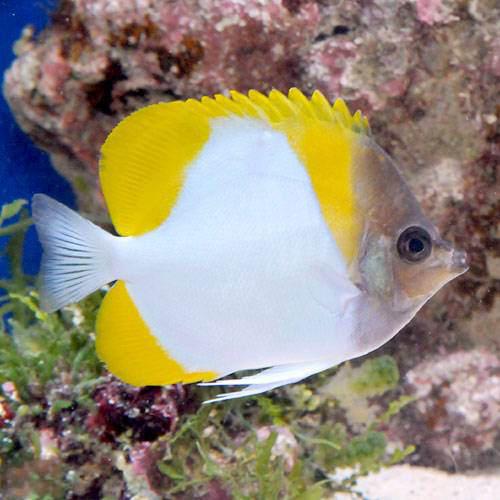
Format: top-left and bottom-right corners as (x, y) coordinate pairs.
(343, 465), (500, 499)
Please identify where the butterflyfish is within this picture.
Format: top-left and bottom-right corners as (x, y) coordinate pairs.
(32, 89), (468, 403)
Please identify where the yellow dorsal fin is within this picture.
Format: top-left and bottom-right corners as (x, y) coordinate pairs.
(95, 281), (217, 386)
(100, 102), (211, 236)
(288, 87), (316, 118)
(310, 90), (335, 121)
(248, 89), (283, 122)
(268, 89), (296, 118)
(278, 117), (359, 262)
(229, 90), (261, 117)
(213, 93), (245, 116)
(99, 89), (369, 237)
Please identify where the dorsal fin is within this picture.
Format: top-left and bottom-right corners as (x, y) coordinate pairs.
(99, 102), (211, 236)
(99, 89), (369, 238)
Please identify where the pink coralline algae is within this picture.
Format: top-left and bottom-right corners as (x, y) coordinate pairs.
(389, 350), (500, 470)
(414, 0), (459, 25)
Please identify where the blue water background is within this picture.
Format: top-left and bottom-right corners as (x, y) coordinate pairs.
(0, 0), (75, 278)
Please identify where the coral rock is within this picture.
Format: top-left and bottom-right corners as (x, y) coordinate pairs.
(88, 376), (192, 442)
(256, 425), (299, 472)
(389, 350), (500, 470)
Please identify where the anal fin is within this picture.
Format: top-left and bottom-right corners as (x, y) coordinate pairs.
(96, 281), (217, 386)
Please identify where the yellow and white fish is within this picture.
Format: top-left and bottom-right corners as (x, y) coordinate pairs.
(32, 89), (468, 402)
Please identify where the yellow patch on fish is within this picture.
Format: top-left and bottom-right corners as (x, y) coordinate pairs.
(100, 102), (211, 236)
(96, 280), (217, 386)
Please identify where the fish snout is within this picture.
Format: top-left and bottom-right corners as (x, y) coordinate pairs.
(434, 238), (468, 278)
(450, 248), (469, 275)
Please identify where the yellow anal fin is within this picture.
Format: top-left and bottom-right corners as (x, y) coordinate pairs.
(95, 281), (217, 386)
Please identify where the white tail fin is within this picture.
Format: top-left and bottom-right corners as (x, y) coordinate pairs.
(32, 194), (116, 312)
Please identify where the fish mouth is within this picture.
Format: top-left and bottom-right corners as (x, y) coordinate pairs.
(450, 248), (469, 275)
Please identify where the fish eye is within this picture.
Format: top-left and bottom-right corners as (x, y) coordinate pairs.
(397, 226), (432, 263)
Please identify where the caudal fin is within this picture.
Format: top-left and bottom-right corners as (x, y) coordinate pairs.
(32, 194), (116, 312)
